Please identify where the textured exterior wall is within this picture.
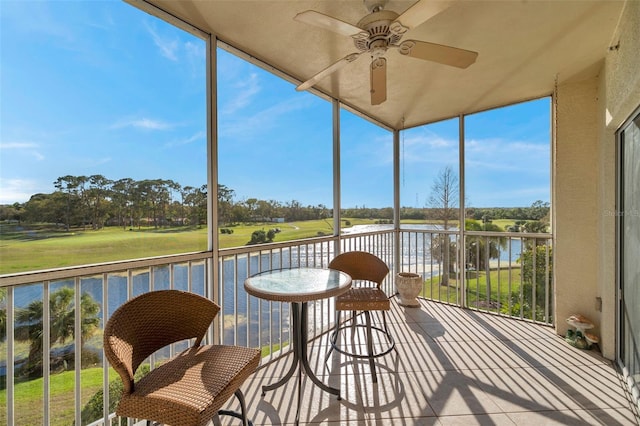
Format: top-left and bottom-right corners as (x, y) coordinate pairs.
(604, 0), (640, 130)
(554, 76), (601, 342)
(599, 0), (640, 360)
(597, 71), (617, 360)
(555, 0), (640, 360)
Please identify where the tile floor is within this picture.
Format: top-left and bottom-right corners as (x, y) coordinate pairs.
(224, 298), (640, 425)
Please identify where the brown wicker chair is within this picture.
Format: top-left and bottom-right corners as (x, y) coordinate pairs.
(103, 290), (261, 426)
(326, 251), (395, 383)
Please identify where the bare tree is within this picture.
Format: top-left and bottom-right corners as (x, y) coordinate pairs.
(428, 166), (458, 286)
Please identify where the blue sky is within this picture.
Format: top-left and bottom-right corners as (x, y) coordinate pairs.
(0, 1), (550, 209)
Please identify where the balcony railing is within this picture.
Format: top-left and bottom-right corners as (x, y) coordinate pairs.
(0, 228), (552, 425)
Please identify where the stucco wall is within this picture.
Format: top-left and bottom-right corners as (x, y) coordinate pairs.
(597, 72), (617, 360)
(599, 0), (640, 360)
(604, 0), (640, 130)
(554, 76), (601, 342)
(555, 0), (640, 360)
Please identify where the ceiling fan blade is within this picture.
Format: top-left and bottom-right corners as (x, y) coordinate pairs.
(296, 52), (363, 92)
(370, 57), (387, 106)
(397, 40), (478, 69)
(294, 10), (367, 38)
(395, 0), (455, 30)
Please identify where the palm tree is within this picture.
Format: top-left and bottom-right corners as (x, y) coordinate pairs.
(0, 288), (6, 342)
(15, 287), (100, 378)
(465, 219), (507, 306)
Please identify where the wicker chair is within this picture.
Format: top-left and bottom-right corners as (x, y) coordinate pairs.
(326, 251), (395, 383)
(103, 290), (261, 426)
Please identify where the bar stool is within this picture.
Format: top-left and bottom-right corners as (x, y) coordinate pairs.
(325, 251), (395, 383)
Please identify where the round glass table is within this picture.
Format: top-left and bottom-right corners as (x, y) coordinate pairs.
(244, 267), (352, 424)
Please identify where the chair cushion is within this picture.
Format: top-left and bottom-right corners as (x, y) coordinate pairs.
(335, 287), (390, 311)
(117, 345), (260, 426)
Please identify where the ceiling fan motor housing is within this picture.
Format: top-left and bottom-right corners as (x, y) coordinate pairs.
(354, 10), (407, 53)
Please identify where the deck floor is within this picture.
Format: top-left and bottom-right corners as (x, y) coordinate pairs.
(224, 299), (639, 425)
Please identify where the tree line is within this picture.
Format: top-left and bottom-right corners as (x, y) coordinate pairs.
(0, 174), (550, 230)
(0, 174), (333, 230)
(1, 175), (207, 230)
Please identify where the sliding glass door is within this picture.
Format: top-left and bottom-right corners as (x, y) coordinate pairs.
(618, 107), (640, 401)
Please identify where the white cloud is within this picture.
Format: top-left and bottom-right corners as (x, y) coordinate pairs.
(164, 131), (205, 148)
(131, 118), (171, 130)
(1, 142), (37, 149)
(111, 117), (172, 131)
(220, 95), (310, 140)
(465, 137), (549, 172)
(145, 21), (178, 61)
(0, 178), (44, 203)
(185, 41), (203, 56)
(466, 138), (547, 156)
(0, 141), (45, 161)
(405, 133), (455, 150)
(2, 1), (73, 41)
(222, 73), (261, 115)
(85, 157), (112, 167)
(401, 132), (457, 165)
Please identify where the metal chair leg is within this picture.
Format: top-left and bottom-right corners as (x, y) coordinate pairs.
(364, 311), (377, 383)
(212, 413), (222, 426)
(217, 389), (253, 426)
(327, 308), (394, 385)
(325, 310), (341, 366)
(382, 311), (395, 349)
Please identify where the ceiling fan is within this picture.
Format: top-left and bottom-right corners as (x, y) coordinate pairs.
(294, 0), (478, 105)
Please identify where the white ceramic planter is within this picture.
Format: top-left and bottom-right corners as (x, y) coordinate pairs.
(396, 272), (422, 307)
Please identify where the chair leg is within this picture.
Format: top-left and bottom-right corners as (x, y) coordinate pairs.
(350, 310), (357, 340)
(333, 310), (341, 347)
(217, 389), (253, 426)
(325, 310), (341, 366)
(364, 311), (377, 383)
(236, 388), (251, 426)
(382, 311), (395, 349)
(212, 413), (222, 426)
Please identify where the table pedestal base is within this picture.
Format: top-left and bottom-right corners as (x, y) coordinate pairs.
(261, 302), (341, 424)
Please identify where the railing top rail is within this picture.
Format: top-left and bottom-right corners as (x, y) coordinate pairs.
(341, 229), (395, 238)
(219, 234), (338, 256)
(464, 230), (552, 239)
(0, 251), (212, 287)
(398, 227), (551, 239)
(218, 228), (397, 257)
(1, 228), (550, 287)
(398, 227), (459, 235)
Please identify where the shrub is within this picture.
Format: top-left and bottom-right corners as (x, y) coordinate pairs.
(506, 244), (553, 321)
(79, 364), (150, 425)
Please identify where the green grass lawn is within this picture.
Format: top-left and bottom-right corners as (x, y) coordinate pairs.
(0, 224), (208, 274)
(0, 218), (385, 274)
(0, 338), (290, 425)
(0, 367), (106, 426)
(0, 217), (520, 274)
(491, 219), (516, 230)
(422, 267), (522, 311)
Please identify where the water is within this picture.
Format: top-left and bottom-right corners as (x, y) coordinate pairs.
(7, 225), (525, 360)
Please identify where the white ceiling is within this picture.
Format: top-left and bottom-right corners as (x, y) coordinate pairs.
(139, 0), (625, 130)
